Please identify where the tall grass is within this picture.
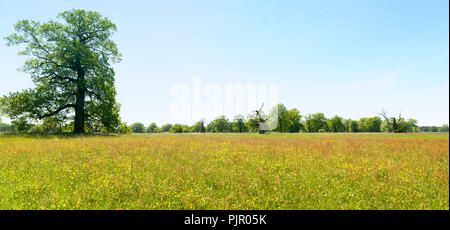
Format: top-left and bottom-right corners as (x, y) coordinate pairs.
(0, 133), (448, 209)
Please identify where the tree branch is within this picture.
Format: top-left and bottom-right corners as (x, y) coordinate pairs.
(86, 89), (103, 101)
(379, 109), (392, 125)
(38, 104), (75, 119)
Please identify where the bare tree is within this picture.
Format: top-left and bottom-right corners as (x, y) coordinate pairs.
(380, 109), (402, 133)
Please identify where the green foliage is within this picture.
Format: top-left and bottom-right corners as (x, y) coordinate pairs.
(231, 115), (247, 133)
(97, 102), (121, 133)
(270, 103), (289, 133)
(131, 122), (145, 133)
(327, 115), (346, 132)
(119, 122), (132, 134)
(287, 108), (303, 132)
(182, 125), (190, 133)
(1, 9), (122, 133)
(11, 117), (31, 132)
(304, 113), (328, 132)
(343, 119), (350, 132)
(358, 117), (382, 132)
(430, 126), (439, 132)
(406, 119), (419, 133)
(348, 120), (359, 132)
(63, 122), (75, 133)
(146, 123), (158, 133)
(0, 123), (14, 133)
(381, 117), (418, 133)
(207, 116), (231, 133)
(160, 124), (173, 133)
(396, 119), (408, 133)
(40, 117), (63, 133)
(439, 124), (449, 132)
(245, 114), (260, 133)
(170, 124), (189, 133)
(191, 120), (206, 133)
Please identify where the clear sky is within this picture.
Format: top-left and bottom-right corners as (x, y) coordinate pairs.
(0, 0), (448, 126)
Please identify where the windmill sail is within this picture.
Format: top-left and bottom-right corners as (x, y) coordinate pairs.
(259, 114), (278, 131)
(254, 103), (277, 132)
(258, 103), (264, 113)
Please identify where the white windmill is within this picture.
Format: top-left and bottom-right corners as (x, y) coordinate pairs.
(253, 103), (278, 134)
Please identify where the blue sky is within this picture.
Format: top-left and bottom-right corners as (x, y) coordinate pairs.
(0, 0), (448, 126)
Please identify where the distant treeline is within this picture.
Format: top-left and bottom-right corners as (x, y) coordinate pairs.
(2, 103), (447, 134)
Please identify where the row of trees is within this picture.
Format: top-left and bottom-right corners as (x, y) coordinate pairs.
(0, 104), (449, 133)
(1, 104), (448, 134)
(121, 104), (448, 134)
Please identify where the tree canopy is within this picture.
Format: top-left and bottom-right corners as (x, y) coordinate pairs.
(206, 116), (231, 133)
(0, 9), (122, 133)
(232, 115), (246, 133)
(328, 116), (346, 132)
(146, 123), (158, 133)
(131, 122), (146, 133)
(270, 103), (289, 133)
(191, 120), (206, 133)
(304, 113), (328, 132)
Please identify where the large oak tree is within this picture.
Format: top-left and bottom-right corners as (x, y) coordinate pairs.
(1, 9), (122, 133)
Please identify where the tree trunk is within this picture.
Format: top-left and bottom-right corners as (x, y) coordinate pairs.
(73, 68), (86, 134)
(392, 118), (398, 133)
(279, 118), (283, 133)
(73, 91), (85, 133)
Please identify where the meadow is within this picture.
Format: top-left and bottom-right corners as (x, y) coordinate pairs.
(0, 133), (448, 210)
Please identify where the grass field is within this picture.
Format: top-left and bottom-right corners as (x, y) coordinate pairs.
(0, 133), (448, 210)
